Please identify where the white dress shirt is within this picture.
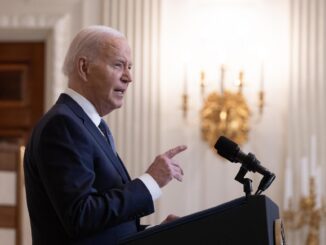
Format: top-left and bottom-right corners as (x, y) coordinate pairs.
(64, 88), (162, 201)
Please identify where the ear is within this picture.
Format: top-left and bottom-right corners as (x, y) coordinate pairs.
(77, 56), (89, 81)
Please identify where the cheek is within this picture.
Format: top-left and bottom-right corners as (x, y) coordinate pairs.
(101, 67), (117, 82)
(89, 66), (118, 91)
(93, 71), (112, 88)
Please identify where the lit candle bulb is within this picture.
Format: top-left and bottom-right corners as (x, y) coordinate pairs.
(258, 63), (265, 116)
(301, 156), (309, 197)
(284, 157), (293, 210)
(260, 62), (264, 92)
(310, 134), (317, 177)
(182, 64), (188, 119)
(183, 64), (188, 95)
(238, 70), (244, 93)
(200, 70), (205, 99)
(220, 65), (225, 93)
(315, 166), (322, 209)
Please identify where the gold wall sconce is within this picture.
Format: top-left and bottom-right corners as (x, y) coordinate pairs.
(182, 64), (265, 149)
(283, 176), (326, 245)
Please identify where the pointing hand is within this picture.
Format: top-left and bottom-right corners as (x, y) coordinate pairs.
(146, 145), (187, 188)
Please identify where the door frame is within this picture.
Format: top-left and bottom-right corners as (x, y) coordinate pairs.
(0, 15), (71, 112)
(0, 12), (72, 245)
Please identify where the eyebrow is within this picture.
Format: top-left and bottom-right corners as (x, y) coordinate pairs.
(116, 58), (133, 67)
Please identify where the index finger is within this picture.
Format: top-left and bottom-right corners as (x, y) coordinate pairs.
(163, 145), (187, 158)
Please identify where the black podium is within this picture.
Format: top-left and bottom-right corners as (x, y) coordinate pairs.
(119, 195), (283, 245)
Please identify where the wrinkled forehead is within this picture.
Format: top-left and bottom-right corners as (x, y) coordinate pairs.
(101, 36), (132, 61)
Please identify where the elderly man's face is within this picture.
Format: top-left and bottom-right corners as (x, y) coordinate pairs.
(86, 37), (132, 116)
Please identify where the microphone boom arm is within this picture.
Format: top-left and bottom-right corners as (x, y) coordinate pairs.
(234, 166), (253, 197)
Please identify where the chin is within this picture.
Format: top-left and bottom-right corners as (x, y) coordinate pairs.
(113, 102), (123, 110)
(102, 103), (123, 116)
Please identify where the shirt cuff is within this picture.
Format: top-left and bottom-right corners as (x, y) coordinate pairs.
(138, 173), (162, 201)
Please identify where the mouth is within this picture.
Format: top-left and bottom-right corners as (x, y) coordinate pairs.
(114, 88), (126, 95)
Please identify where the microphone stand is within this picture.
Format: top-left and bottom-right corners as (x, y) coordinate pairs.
(234, 166), (253, 197)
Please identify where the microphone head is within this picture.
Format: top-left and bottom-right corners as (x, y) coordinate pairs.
(214, 136), (240, 163)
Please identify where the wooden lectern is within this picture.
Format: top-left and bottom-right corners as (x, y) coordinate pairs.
(119, 195), (285, 245)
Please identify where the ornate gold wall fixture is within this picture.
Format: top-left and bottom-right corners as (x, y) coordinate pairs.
(200, 90), (250, 148)
(199, 66), (260, 148)
(181, 64), (265, 149)
(283, 177), (326, 245)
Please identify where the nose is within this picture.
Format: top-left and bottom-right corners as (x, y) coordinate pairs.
(122, 67), (132, 83)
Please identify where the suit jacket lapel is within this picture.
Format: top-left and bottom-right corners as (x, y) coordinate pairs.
(57, 94), (129, 182)
(117, 154), (131, 181)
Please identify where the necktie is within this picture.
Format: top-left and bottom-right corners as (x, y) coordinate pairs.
(98, 119), (117, 154)
(98, 119), (129, 181)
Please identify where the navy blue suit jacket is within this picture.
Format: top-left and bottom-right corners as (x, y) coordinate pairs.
(24, 94), (154, 245)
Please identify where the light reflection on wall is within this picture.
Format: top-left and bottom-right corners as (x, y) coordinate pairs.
(160, 0), (289, 222)
(187, 0), (266, 90)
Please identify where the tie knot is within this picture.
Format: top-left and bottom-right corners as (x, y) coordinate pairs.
(98, 119), (110, 136)
(98, 119), (116, 154)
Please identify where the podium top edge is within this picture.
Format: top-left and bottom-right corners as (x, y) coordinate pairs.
(119, 195), (278, 244)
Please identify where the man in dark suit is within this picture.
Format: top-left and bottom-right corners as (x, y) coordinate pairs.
(24, 25), (187, 245)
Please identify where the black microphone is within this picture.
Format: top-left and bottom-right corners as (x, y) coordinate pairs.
(214, 136), (275, 194)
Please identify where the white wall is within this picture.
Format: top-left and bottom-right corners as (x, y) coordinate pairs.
(158, 0), (289, 221)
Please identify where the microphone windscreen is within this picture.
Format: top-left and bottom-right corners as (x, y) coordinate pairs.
(214, 136), (239, 162)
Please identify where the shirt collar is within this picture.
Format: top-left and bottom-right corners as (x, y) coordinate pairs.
(64, 88), (101, 127)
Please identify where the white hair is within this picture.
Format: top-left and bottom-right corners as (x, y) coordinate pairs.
(62, 25), (125, 77)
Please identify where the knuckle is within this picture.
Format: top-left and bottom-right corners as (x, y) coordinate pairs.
(156, 155), (164, 161)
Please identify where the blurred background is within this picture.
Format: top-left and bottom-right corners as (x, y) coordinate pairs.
(0, 0), (325, 244)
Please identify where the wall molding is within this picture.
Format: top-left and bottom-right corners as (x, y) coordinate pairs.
(102, 0), (162, 224)
(0, 12), (71, 110)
